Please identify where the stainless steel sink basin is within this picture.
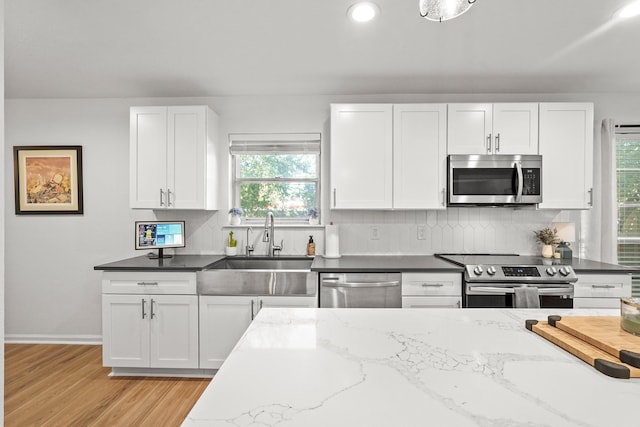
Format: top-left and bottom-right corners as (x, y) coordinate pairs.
(198, 257), (317, 296)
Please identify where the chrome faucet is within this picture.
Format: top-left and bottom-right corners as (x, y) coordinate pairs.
(245, 227), (254, 256)
(263, 211), (283, 256)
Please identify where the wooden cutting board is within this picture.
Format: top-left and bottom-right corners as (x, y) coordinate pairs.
(525, 319), (640, 379)
(546, 315), (640, 368)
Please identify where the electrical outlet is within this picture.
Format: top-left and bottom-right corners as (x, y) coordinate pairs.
(417, 225), (426, 240)
(370, 226), (380, 240)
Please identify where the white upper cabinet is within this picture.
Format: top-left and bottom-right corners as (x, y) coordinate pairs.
(447, 103), (538, 155)
(330, 103), (447, 210)
(130, 105), (219, 210)
(330, 104), (393, 209)
(538, 103), (594, 209)
(393, 104), (447, 209)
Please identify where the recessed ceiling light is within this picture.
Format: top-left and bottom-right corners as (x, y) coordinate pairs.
(619, 0), (640, 18)
(348, 2), (380, 23)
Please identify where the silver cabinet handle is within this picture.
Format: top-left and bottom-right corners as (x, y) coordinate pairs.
(333, 188), (337, 208)
(150, 298), (156, 319)
(441, 188), (445, 207)
(251, 299), (255, 320)
(137, 281), (158, 286)
(588, 188), (593, 206)
(160, 188), (165, 206)
(421, 283), (444, 287)
(259, 299), (263, 311)
(592, 284), (615, 289)
(456, 300), (461, 308)
(486, 133), (492, 153)
(141, 299), (147, 319)
(167, 189), (173, 207)
(495, 133), (500, 152)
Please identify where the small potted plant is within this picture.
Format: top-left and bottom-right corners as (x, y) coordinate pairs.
(308, 207), (319, 225)
(533, 227), (560, 258)
(228, 208), (243, 225)
(225, 231), (238, 256)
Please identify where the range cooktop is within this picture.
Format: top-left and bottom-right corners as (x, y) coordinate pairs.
(435, 253), (578, 283)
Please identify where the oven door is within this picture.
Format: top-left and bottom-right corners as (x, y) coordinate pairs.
(465, 283), (573, 308)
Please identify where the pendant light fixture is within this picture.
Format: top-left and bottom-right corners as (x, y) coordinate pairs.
(419, 0), (476, 22)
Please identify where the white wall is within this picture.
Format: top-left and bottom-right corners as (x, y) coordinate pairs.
(4, 92), (640, 341)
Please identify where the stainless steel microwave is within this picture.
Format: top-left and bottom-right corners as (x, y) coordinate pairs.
(448, 154), (542, 206)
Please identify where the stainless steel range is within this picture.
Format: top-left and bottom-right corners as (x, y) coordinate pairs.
(436, 254), (578, 308)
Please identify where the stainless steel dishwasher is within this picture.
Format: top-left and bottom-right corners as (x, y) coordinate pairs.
(320, 272), (402, 308)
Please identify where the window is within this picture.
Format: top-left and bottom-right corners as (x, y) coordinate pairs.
(230, 133), (321, 222)
(616, 125), (640, 296)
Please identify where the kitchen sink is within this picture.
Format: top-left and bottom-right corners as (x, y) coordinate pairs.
(198, 256), (317, 296)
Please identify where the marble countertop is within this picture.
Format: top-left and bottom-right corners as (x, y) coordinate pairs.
(183, 308), (639, 426)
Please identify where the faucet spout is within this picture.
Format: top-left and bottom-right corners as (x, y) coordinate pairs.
(263, 211), (281, 256)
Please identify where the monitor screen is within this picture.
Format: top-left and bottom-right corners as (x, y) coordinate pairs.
(135, 221), (186, 254)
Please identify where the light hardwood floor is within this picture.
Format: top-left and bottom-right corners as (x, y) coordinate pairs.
(4, 344), (211, 426)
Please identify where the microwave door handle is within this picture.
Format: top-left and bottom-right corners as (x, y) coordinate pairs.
(514, 162), (523, 202)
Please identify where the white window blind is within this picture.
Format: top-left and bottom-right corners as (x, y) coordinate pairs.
(616, 124), (640, 296)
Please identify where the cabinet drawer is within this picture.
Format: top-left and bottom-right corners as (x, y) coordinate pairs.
(573, 274), (631, 298)
(402, 273), (461, 296)
(573, 297), (622, 309)
(402, 296), (461, 308)
(102, 271), (196, 294)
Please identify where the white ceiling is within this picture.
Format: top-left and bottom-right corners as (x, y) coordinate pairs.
(5, 0), (640, 99)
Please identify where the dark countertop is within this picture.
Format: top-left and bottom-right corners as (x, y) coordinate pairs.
(310, 255), (464, 273)
(310, 255), (637, 274)
(94, 254), (225, 272)
(567, 257), (638, 274)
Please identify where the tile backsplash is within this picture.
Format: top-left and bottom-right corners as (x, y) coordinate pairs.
(172, 207), (582, 258)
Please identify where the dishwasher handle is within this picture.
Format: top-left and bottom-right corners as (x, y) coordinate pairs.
(322, 280), (400, 288)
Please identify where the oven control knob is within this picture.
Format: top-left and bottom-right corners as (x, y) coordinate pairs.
(546, 267), (557, 276)
(487, 266), (497, 276)
(559, 267), (571, 277)
(473, 266), (483, 276)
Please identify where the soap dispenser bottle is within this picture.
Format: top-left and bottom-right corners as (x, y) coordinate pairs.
(307, 235), (316, 256)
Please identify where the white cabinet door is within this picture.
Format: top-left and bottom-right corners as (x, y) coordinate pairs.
(538, 103), (594, 209)
(168, 106), (208, 209)
(447, 103), (492, 155)
(102, 294), (149, 368)
(393, 104), (447, 209)
(199, 296), (253, 369)
(330, 104), (393, 209)
(448, 103), (538, 155)
(130, 107), (168, 209)
(149, 295), (199, 369)
(130, 105), (219, 210)
(492, 103), (539, 155)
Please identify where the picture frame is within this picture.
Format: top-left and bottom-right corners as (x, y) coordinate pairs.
(13, 145), (84, 215)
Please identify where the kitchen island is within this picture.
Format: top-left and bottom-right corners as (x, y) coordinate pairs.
(183, 308), (639, 426)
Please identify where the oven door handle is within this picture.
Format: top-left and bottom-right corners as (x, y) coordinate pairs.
(468, 285), (573, 295)
(322, 281), (400, 288)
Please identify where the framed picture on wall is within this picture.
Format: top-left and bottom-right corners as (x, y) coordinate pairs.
(13, 145), (84, 215)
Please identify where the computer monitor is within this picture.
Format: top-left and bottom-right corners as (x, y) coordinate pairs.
(135, 220), (186, 259)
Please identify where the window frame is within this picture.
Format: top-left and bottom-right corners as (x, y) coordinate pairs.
(229, 133), (321, 224)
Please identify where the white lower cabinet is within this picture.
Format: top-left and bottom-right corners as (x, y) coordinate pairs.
(102, 294), (199, 368)
(572, 273), (632, 308)
(199, 295), (317, 369)
(401, 273), (462, 308)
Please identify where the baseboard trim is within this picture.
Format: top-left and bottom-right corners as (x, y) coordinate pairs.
(109, 367), (216, 378)
(5, 334), (102, 345)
